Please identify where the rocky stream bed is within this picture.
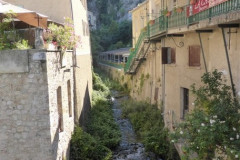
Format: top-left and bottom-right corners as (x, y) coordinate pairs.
(111, 91), (162, 160)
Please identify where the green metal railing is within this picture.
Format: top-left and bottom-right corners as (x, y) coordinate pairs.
(189, 0), (240, 24)
(124, 0), (240, 73)
(124, 31), (147, 72)
(168, 6), (188, 28)
(149, 15), (167, 37)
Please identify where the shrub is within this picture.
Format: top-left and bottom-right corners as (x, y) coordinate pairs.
(171, 70), (240, 159)
(87, 99), (121, 149)
(0, 12), (31, 50)
(88, 70), (121, 149)
(122, 100), (180, 160)
(70, 126), (112, 160)
(70, 70), (120, 160)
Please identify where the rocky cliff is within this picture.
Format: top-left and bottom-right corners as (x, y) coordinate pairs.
(87, 0), (144, 23)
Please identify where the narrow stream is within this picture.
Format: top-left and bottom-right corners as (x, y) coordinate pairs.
(111, 91), (162, 160)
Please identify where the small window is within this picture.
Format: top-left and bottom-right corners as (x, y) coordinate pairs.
(189, 45), (200, 67)
(180, 88), (189, 119)
(162, 47), (176, 64)
(67, 80), (72, 117)
(57, 87), (64, 132)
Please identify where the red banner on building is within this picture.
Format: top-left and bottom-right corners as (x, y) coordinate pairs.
(192, 0), (209, 14)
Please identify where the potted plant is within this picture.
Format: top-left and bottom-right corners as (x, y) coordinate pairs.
(148, 20), (155, 25)
(176, 7), (184, 13)
(165, 11), (171, 17)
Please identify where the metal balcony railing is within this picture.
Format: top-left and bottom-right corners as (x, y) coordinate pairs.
(124, 0), (240, 73)
(124, 31), (147, 72)
(189, 0), (240, 24)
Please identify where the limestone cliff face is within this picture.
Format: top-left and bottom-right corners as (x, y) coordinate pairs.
(87, 0), (144, 23)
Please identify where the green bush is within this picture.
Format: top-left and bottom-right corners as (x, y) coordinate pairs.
(70, 70), (121, 160)
(0, 12), (31, 50)
(171, 70), (240, 160)
(87, 99), (121, 149)
(94, 68), (129, 94)
(70, 126), (112, 160)
(122, 100), (180, 160)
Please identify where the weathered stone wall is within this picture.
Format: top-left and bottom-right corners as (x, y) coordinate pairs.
(0, 49), (52, 160)
(0, 48), (75, 160)
(46, 49), (75, 160)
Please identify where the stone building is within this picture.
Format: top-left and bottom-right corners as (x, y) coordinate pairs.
(99, 0), (240, 154)
(5, 0), (92, 125)
(0, 0), (92, 159)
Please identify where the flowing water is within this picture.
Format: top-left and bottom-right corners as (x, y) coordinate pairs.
(111, 91), (162, 160)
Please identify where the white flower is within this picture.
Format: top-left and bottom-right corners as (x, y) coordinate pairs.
(201, 123), (205, 127)
(213, 115), (217, 119)
(192, 102), (195, 106)
(197, 129), (200, 133)
(230, 137), (234, 141)
(180, 131), (183, 135)
(197, 146), (199, 149)
(231, 150), (234, 153)
(210, 119), (216, 124)
(171, 140), (175, 143)
(235, 155), (238, 158)
(233, 127), (237, 131)
(220, 121), (225, 124)
(237, 134), (239, 139)
(224, 146), (227, 149)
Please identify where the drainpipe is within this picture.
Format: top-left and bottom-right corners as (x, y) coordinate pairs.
(161, 39), (166, 115)
(197, 33), (208, 73)
(221, 27), (236, 98)
(196, 30), (213, 73)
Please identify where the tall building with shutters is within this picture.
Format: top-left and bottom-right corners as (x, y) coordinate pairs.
(127, 0), (240, 154)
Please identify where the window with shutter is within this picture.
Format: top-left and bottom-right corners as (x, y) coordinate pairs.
(189, 45), (200, 67)
(180, 87), (189, 119)
(162, 47), (168, 64)
(171, 48), (176, 64)
(162, 47), (176, 64)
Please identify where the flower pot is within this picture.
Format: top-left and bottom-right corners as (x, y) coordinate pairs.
(176, 7), (183, 13)
(166, 11), (171, 17)
(149, 20), (155, 25)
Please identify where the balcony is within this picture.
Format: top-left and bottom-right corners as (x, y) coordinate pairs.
(125, 0), (240, 74)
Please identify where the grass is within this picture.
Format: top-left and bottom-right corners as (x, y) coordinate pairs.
(121, 100), (180, 160)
